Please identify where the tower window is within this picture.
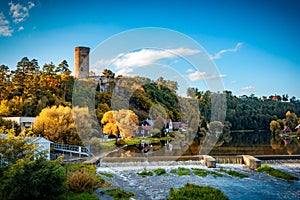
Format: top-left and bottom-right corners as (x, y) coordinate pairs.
(80, 67), (83, 71)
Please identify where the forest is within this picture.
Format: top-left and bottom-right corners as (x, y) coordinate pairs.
(1, 57), (300, 135)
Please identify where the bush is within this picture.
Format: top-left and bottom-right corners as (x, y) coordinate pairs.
(257, 164), (299, 181)
(67, 170), (101, 193)
(168, 183), (229, 200)
(0, 158), (67, 200)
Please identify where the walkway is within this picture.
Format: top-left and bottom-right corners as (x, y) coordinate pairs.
(52, 143), (94, 157)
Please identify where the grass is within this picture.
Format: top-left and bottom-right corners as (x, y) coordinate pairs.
(99, 140), (116, 149)
(192, 168), (223, 177)
(169, 168), (190, 176)
(256, 164), (299, 181)
(98, 172), (114, 178)
(154, 168), (168, 176)
(60, 191), (99, 200)
(137, 169), (154, 177)
(175, 167), (191, 176)
(101, 188), (134, 200)
(64, 163), (96, 174)
(220, 168), (248, 178)
(124, 136), (172, 145)
(168, 183), (229, 200)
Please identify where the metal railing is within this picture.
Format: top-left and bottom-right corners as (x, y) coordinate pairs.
(52, 143), (93, 157)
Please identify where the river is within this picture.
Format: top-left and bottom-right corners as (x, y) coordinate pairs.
(96, 160), (300, 200)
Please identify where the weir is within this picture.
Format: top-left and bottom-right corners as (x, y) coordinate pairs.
(214, 156), (244, 164)
(97, 154), (300, 169)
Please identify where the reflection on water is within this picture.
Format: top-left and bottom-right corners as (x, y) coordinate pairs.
(105, 131), (300, 157)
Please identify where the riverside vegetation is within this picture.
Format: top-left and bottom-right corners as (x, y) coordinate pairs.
(256, 164), (299, 181)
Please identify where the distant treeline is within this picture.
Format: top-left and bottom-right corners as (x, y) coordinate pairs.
(1, 58), (299, 132)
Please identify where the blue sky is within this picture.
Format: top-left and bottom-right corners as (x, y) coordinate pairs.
(0, 0), (299, 98)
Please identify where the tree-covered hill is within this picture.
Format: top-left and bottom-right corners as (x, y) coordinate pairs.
(1, 59), (299, 133)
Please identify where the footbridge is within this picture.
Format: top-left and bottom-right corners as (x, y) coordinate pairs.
(52, 143), (94, 157)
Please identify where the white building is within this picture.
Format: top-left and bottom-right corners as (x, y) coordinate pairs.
(30, 137), (53, 160)
(0, 134), (52, 164)
(3, 117), (36, 129)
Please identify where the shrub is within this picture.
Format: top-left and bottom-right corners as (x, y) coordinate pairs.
(257, 164), (299, 181)
(0, 158), (67, 200)
(67, 170), (101, 193)
(168, 183), (229, 200)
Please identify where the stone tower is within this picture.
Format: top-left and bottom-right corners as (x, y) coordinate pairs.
(74, 46), (90, 79)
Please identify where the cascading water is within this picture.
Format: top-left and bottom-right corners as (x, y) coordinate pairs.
(96, 161), (300, 200)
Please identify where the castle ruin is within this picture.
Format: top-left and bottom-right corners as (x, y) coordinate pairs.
(74, 46), (90, 79)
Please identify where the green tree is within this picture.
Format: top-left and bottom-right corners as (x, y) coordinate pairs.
(0, 129), (38, 168)
(0, 158), (67, 200)
(0, 65), (11, 100)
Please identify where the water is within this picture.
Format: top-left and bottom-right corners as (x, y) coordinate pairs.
(96, 161), (300, 200)
(104, 131), (300, 158)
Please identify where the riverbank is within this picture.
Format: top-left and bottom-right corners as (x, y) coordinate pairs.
(96, 161), (300, 200)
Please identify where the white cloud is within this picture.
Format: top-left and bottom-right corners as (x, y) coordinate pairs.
(28, 2), (35, 9)
(115, 68), (134, 76)
(209, 42), (243, 60)
(0, 13), (13, 36)
(18, 26), (24, 31)
(112, 48), (200, 69)
(186, 68), (194, 73)
(241, 86), (255, 91)
(9, 1), (35, 24)
(92, 48), (201, 76)
(188, 71), (226, 82)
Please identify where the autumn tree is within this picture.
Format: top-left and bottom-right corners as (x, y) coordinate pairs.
(34, 106), (81, 145)
(270, 120), (281, 134)
(101, 109), (138, 139)
(285, 110), (298, 130)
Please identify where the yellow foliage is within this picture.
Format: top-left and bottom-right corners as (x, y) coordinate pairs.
(270, 120), (281, 134)
(34, 105), (77, 143)
(101, 109), (138, 139)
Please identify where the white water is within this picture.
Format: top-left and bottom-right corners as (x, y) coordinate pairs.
(96, 161), (300, 200)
